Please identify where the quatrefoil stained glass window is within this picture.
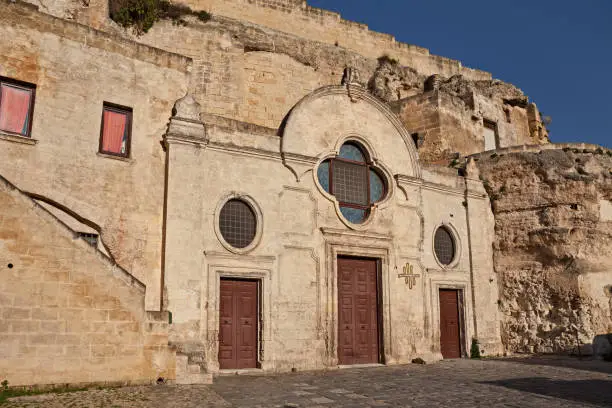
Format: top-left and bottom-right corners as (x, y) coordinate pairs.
(317, 142), (387, 224)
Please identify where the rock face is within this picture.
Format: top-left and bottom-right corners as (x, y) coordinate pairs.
(433, 75), (528, 109)
(368, 56), (425, 101)
(476, 148), (612, 354)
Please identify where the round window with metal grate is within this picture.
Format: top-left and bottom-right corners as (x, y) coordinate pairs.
(219, 199), (257, 249)
(434, 227), (455, 265)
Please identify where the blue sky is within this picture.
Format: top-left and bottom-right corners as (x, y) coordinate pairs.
(308, 0), (611, 148)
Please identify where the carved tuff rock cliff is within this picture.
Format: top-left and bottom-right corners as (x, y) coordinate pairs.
(476, 148), (612, 354)
(368, 56), (425, 101)
(365, 58), (529, 106)
(434, 75), (528, 108)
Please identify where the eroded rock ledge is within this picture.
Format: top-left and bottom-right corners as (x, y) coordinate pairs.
(475, 147), (612, 354)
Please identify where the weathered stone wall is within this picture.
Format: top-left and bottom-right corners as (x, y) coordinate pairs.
(392, 75), (548, 163)
(181, 0), (493, 80)
(0, 0), (190, 310)
(241, 51), (326, 128)
(10, 0), (547, 161)
(33, 0), (491, 81)
(130, 16), (374, 130)
(13, 0), (544, 157)
(124, 17), (539, 158)
(161, 86), (501, 372)
(475, 147), (612, 354)
(0, 177), (175, 386)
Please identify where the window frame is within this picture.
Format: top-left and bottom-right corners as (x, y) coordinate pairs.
(99, 102), (133, 158)
(218, 198), (258, 250)
(0, 76), (37, 138)
(214, 193), (264, 255)
(433, 225), (458, 268)
(483, 118), (499, 151)
(78, 232), (99, 248)
(324, 143), (388, 220)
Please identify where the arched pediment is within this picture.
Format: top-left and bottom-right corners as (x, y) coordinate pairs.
(281, 85), (421, 181)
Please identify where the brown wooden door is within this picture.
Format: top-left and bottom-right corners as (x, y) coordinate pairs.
(218, 279), (258, 369)
(337, 257), (379, 365)
(439, 289), (462, 359)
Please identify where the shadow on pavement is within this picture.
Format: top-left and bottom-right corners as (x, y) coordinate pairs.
(496, 355), (612, 375)
(482, 377), (612, 407)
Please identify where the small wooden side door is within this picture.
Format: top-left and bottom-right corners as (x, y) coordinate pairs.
(439, 289), (461, 359)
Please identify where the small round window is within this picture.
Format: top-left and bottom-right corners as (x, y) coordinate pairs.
(219, 199), (257, 249)
(434, 227), (456, 265)
(316, 142), (388, 224)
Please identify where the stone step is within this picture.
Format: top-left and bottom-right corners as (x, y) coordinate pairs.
(175, 354), (213, 384)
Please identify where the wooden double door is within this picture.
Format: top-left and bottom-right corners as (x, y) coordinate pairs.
(337, 257), (381, 365)
(218, 279), (258, 369)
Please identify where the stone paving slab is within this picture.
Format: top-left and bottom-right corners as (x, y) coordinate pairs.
(211, 358), (612, 408)
(4, 357), (612, 407)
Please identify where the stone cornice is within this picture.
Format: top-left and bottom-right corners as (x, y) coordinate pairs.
(281, 152), (319, 182)
(395, 174), (423, 187)
(422, 182), (464, 197)
(164, 116), (207, 148)
(201, 112), (279, 138)
(208, 141), (281, 161)
(396, 174), (486, 200)
(423, 182), (486, 200)
(203, 250), (276, 264)
(320, 227), (392, 242)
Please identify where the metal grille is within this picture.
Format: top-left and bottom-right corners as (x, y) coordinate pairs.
(332, 160), (368, 205)
(219, 199), (257, 249)
(78, 232), (98, 247)
(434, 227), (455, 265)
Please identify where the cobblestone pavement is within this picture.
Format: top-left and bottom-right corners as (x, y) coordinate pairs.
(4, 357), (612, 407)
(2, 385), (229, 408)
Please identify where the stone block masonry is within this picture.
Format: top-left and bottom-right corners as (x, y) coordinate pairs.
(162, 0), (492, 80)
(24, 0), (491, 81)
(0, 176), (176, 386)
(0, 0), (189, 310)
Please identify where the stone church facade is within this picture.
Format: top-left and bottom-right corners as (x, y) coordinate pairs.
(0, 0), (610, 387)
(164, 84), (500, 374)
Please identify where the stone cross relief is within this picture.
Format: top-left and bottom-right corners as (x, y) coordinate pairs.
(397, 262), (420, 289)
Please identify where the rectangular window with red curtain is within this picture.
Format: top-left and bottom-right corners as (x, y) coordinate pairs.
(0, 77), (36, 137)
(99, 103), (132, 157)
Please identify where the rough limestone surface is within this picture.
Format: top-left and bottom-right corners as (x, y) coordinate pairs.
(476, 148), (612, 354)
(0, 0), (189, 310)
(0, 176), (176, 386)
(367, 57), (425, 102)
(436, 75), (528, 108)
